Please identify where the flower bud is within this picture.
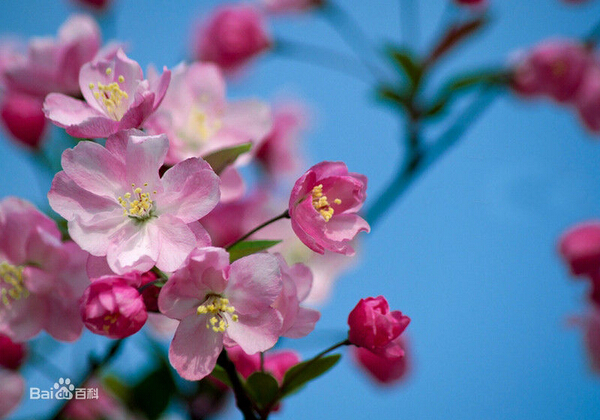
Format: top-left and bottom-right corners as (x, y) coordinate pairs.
(0, 92), (47, 149)
(80, 276), (148, 339)
(558, 221), (600, 277)
(0, 334), (27, 371)
(352, 337), (409, 385)
(348, 296), (410, 357)
(194, 5), (272, 72)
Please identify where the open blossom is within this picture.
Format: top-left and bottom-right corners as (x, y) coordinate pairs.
(144, 62), (271, 166)
(228, 345), (300, 382)
(512, 40), (591, 103)
(274, 254), (320, 338)
(48, 130), (219, 275)
(0, 91), (47, 149)
(558, 221), (600, 277)
(193, 5), (272, 72)
(0, 197), (89, 342)
(289, 161), (369, 255)
(80, 276), (148, 339)
(158, 247), (283, 380)
(44, 49), (171, 138)
(262, 0), (323, 14)
(348, 296), (410, 358)
(352, 336), (409, 385)
(2, 14), (101, 97)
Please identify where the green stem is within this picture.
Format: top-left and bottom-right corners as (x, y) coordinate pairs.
(217, 350), (259, 420)
(48, 339), (124, 420)
(225, 210), (290, 250)
(366, 87), (500, 228)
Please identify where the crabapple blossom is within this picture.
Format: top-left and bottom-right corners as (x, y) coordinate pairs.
(347, 296), (410, 358)
(80, 276), (148, 339)
(0, 91), (47, 149)
(158, 247), (283, 381)
(2, 14), (102, 97)
(511, 40), (591, 103)
(193, 5), (272, 72)
(274, 254), (320, 338)
(262, 0), (323, 14)
(352, 336), (409, 385)
(228, 345), (300, 382)
(0, 197), (89, 342)
(289, 161), (369, 255)
(44, 49), (171, 138)
(144, 62), (271, 166)
(558, 221), (600, 277)
(48, 130), (219, 275)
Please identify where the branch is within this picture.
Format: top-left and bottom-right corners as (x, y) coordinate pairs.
(225, 209), (290, 250)
(217, 350), (259, 420)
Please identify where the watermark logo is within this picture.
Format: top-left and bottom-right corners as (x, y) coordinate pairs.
(30, 378), (98, 401)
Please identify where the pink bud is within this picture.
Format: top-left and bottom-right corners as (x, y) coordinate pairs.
(80, 276), (148, 339)
(352, 337), (409, 385)
(194, 5), (272, 72)
(347, 296), (410, 357)
(558, 221), (600, 277)
(0, 92), (47, 149)
(0, 334), (27, 371)
(71, 0), (113, 11)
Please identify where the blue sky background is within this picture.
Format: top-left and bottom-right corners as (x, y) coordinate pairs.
(2, 0), (600, 419)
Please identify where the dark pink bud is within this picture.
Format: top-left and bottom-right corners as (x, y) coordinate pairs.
(352, 337), (409, 385)
(348, 296), (410, 356)
(71, 0), (113, 11)
(194, 5), (272, 72)
(0, 334), (27, 371)
(80, 276), (148, 339)
(558, 221), (600, 277)
(141, 284), (161, 313)
(0, 92), (47, 149)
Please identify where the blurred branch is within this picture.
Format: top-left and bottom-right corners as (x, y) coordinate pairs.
(320, 1), (390, 81)
(273, 38), (375, 83)
(365, 86), (500, 228)
(47, 339), (125, 420)
(217, 350), (259, 420)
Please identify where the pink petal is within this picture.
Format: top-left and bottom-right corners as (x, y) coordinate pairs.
(219, 166), (245, 203)
(118, 90), (155, 130)
(149, 67), (171, 110)
(153, 215), (198, 272)
(67, 212), (129, 256)
(186, 62), (227, 110)
(0, 370), (24, 418)
(169, 315), (223, 380)
(43, 93), (114, 136)
(323, 213), (370, 255)
(125, 131), (168, 193)
(160, 157), (221, 222)
(225, 307), (282, 354)
(105, 222), (159, 274)
(283, 307), (320, 339)
(44, 295), (84, 342)
(221, 99), (272, 147)
(0, 294), (47, 342)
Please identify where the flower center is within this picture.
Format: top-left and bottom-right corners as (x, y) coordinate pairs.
(196, 296), (239, 333)
(118, 183), (156, 221)
(179, 106), (223, 146)
(311, 184), (342, 222)
(0, 262), (29, 307)
(88, 68), (129, 121)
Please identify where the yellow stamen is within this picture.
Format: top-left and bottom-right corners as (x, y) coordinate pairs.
(0, 262), (29, 307)
(105, 67), (112, 75)
(311, 184), (341, 222)
(117, 183), (155, 220)
(118, 75), (125, 83)
(196, 296), (239, 333)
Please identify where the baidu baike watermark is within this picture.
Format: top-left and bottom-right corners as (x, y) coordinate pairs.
(29, 378), (98, 401)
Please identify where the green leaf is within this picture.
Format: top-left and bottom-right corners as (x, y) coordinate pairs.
(228, 240), (282, 262)
(210, 364), (233, 387)
(203, 143), (252, 175)
(102, 374), (130, 402)
(388, 48), (422, 87)
(281, 354), (341, 397)
(245, 372), (279, 408)
(130, 361), (176, 420)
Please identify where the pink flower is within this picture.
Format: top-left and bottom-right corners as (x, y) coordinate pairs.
(228, 345), (300, 383)
(0, 334), (27, 371)
(144, 62), (271, 166)
(158, 247), (283, 381)
(262, 0), (323, 14)
(0, 369), (24, 418)
(575, 64), (600, 133)
(80, 276), (148, 339)
(558, 221), (600, 277)
(3, 14), (102, 97)
(347, 296), (410, 358)
(0, 91), (47, 149)
(255, 102), (307, 177)
(0, 197), (89, 342)
(48, 130), (219, 275)
(289, 161), (370, 255)
(274, 254), (320, 338)
(193, 5), (272, 72)
(352, 336), (409, 385)
(512, 40), (591, 103)
(44, 49), (171, 138)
